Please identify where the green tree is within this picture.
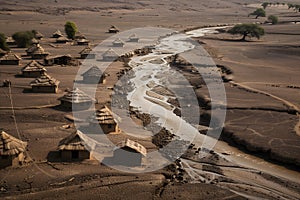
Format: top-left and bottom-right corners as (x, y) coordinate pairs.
(228, 24), (265, 41)
(0, 33), (9, 50)
(12, 31), (34, 47)
(250, 8), (266, 19)
(268, 15), (279, 24)
(64, 21), (77, 39)
(261, 2), (269, 9)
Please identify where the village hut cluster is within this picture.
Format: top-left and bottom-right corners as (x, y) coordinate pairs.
(0, 26), (147, 168)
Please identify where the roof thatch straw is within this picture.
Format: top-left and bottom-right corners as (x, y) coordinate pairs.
(58, 88), (95, 103)
(81, 66), (103, 77)
(22, 60), (46, 72)
(129, 33), (139, 40)
(75, 31), (86, 39)
(30, 73), (60, 87)
(30, 44), (49, 56)
(0, 52), (21, 61)
(58, 131), (89, 151)
(116, 139), (147, 156)
(79, 46), (93, 55)
(113, 38), (125, 45)
(56, 36), (69, 43)
(0, 131), (27, 156)
(52, 30), (63, 38)
(90, 106), (117, 125)
(102, 48), (119, 57)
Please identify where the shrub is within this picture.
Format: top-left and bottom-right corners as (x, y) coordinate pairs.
(0, 33), (9, 50)
(64, 21), (78, 39)
(12, 31), (34, 47)
(268, 15), (279, 24)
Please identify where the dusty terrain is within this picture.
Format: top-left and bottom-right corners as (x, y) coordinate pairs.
(0, 0), (300, 199)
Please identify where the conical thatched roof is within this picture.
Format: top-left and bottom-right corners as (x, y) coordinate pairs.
(116, 139), (147, 156)
(52, 30), (63, 37)
(75, 31), (86, 39)
(31, 38), (39, 44)
(102, 48), (118, 58)
(58, 131), (89, 151)
(58, 88), (95, 103)
(56, 36), (69, 42)
(129, 33), (139, 40)
(30, 73), (60, 87)
(34, 31), (44, 39)
(113, 38), (124, 45)
(0, 52), (21, 61)
(26, 44), (38, 54)
(109, 25), (119, 32)
(79, 46), (93, 55)
(81, 66), (103, 77)
(90, 106), (117, 125)
(0, 131), (27, 156)
(22, 60), (46, 72)
(31, 44), (49, 55)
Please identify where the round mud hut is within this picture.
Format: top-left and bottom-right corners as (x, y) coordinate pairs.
(89, 106), (120, 134)
(81, 66), (106, 84)
(58, 88), (96, 111)
(0, 131), (27, 168)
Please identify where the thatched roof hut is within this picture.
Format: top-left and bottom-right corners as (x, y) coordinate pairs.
(22, 60), (47, 77)
(74, 31), (87, 40)
(28, 44), (50, 59)
(81, 66), (106, 84)
(128, 33), (139, 42)
(31, 38), (39, 44)
(34, 31), (44, 39)
(58, 131), (91, 161)
(56, 36), (69, 43)
(79, 46), (95, 59)
(0, 131), (27, 168)
(112, 38), (125, 47)
(102, 48), (119, 61)
(108, 25), (119, 33)
(0, 51), (21, 65)
(113, 139), (146, 166)
(30, 73), (60, 93)
(89, 106), (119, 134)
(52, 30), (63, 38)
(58, 88), (95, 110)
(77, 39), (90, 45)
(6, 37), (16, 45)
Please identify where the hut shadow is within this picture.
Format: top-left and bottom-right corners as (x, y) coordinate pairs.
(22, 88), (33, 93)
(46, 151), (61, 162)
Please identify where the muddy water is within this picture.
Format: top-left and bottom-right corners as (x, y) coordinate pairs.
(126, 26), (300, 185)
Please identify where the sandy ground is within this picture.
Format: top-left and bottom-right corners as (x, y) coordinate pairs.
(0, 0), (300, 199)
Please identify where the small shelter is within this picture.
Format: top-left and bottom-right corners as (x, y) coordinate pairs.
(102, 48), (119, 61)
(0, 52), (21, 65)
(30, 44), (50, 59)
(26, 44), (38, 56)
(0, 48), (7, 57)
(58, 131), (91, 161)
(77, 39), (90, 45)
(113, 139), (146, 166)
(74, 32), (87, 40)
(112, 38), (125, 47)
(58, 88), (95, 111)
(89, 106), (119, 134)
(81, 66), (106, 84)
(108, 25), (119, 33)
(44, 54), (73, 66)
(128, 33), (139, 42)
(79, 46), (95, 59)
(56, 36), (69, 43)
(6, 37), (16, 46)
(34, 31), (44, 39)
(52, 30), (63, 38)
(31, 38), (39, 45)
(30, 73), (60, 93)
(0, 131), (27, 168)
(22, 60), (47, 78)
